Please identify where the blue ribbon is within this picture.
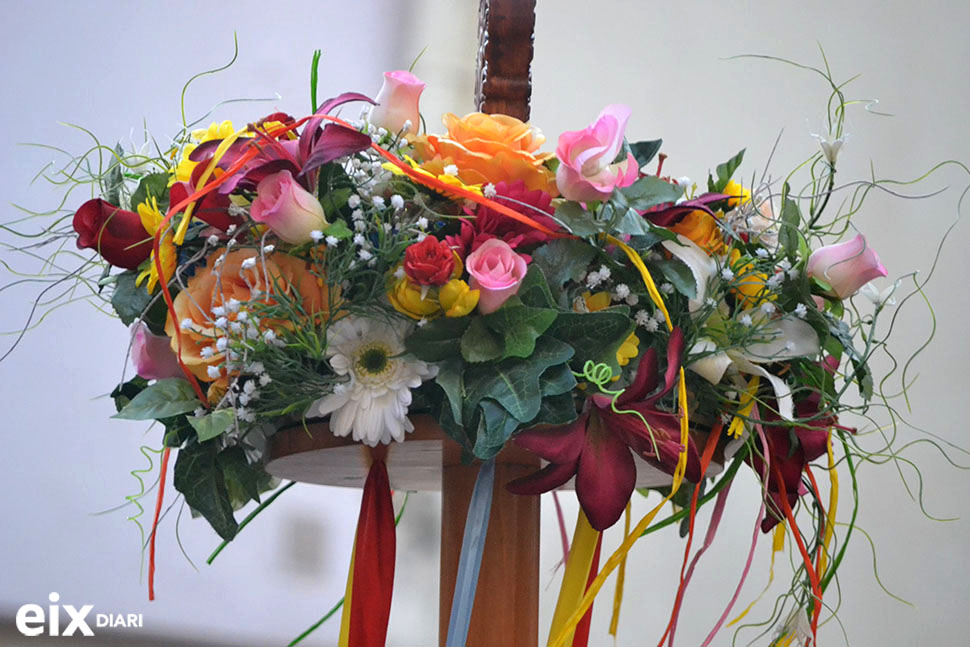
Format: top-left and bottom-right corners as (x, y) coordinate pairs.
(445, 458), (496, 647)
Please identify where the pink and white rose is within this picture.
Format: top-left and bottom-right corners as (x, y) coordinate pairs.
(131, 322), (184, 381)
(465, 238), (528, 314)
(369, 70), (425, 136)
(250, 170), (327, 244)
(807, 233), (887, 298)
(555, 104), (639, 203)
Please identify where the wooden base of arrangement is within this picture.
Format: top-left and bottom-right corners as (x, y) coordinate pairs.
(266, 415), (710, 646)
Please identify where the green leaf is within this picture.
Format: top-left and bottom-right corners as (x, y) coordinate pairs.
(710, 149), (746, 193)
(111, 376), (149, 413)
(461, 316), (505, 363)
(482, 299), (558, 360)
(317, 161), (355, 214)
(473, 399), (522, 459)
(612, 206), (653, 236)
(529, 392), (578, 427)
(173, 442), (238, 540)
(113, 378), (200, 420)
(532, 239), (597, 294)
(188, 409), (236, 442)
(406, 316), (471, 362)
(517, 265), (555, 309)
(130, 172), (170, 211)
(553, 202), (600, 237)
(218, 446), (262, 505)
(616, 176), (684, 211)
(322, 219), (353, 240)
(110, 271), (152, 326)
(779, 184), (802, 260)
(656, 258), (696, 299)
(548, 309), (633, 372)
(461, 337), (574, 425)
(826, 314), (873, 401)
(104, 143), (126, 206)
(539, 363), (578, 397)
(629, 139), (663, 169)
(434, 358), (465, 426)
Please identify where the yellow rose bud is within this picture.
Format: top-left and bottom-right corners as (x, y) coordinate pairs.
(439, 279), (480, 317)
(671, 209), (724, 255)
(388, 276), (442, 319)
(729, 249), (774, 309)
(722, 180), (751, 208)
(580, 291), (612, 312)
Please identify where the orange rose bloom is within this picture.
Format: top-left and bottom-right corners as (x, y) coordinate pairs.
(412, 112), (558, 196)
(164, 249), (331, 382)
(671, 209), (725, 255)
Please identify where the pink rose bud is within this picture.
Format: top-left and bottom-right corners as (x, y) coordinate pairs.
(465, 238), (528, 314)
(369, 70), (425, 136)
(807, 233), (888, 298)
(555, 104), (640, 203)
(250, 170), (328, 244)
(131, 321), (184, 381)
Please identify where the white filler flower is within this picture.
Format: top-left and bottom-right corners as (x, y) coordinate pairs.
(309, 316), (437, 445)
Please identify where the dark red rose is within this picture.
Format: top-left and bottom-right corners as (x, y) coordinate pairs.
(403, 237), (455, 286)
(72, 199), (152, 269)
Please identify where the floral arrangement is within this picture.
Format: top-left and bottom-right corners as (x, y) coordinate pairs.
(7, 51), (959, 647)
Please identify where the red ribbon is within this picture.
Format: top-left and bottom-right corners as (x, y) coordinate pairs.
(572, 532), (603, 646)
(348, 456), (396, 646)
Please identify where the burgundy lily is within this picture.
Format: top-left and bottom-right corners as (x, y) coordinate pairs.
(508, 328), (702, 530)
(642, 192), (730, 227)
(749, 393), (835, 532)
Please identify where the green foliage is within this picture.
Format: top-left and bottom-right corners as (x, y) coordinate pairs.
(548, 308), (634, 373)
(188, 409), (236, 443)
(217, 446), (263, 506)
(629, 139), (663, 169)
(113, 378), (200, 420)
(111, 270), (167, 330)
(615, 175), (684, 212)
(103, 143), (126, 206)
(778, 183), (802, 260)
(406, 316), (471, 362)
(708, 148), (746, 193)
(826, 314), (874, 401)
(656, 258), (696, 299)
(130, 172), (170, 211)
(317, 162), (355, 215)
(460, 298), (558, 363)
(553, 201), (600, 237)
(111, 376), (148, 412)
(173, 442), (238, 541)
(532, 240), (597, 303)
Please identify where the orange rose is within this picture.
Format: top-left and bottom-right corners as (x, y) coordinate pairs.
(412, 113), (558, 196)
(671, 209), (725, 255)
(164, 249), (331, 382)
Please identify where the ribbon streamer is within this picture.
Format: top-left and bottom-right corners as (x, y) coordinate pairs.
(446, 459), (496, 647)
(572, 533), (603, 647)
(338, 456), (396, 647)
(548, 509), (600, 646)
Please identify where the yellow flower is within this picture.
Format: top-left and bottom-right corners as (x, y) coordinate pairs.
(387, 276), (442, 319)
(671, 209), (725, 255)
(439, 279), (480, 317)
(580, 291), (640, 370)
(135, 197), (176, 293)
(729, 248), (775, 309)
(171, 120), (241, 186)
(722, 180), (751, 208)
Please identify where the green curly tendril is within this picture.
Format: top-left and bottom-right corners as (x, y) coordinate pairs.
(574, 360), (660, 458)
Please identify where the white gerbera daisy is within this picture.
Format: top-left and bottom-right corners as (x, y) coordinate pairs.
(309, 316), (437, 446)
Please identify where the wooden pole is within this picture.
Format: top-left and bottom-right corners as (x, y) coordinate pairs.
(439, 4), (540, 644)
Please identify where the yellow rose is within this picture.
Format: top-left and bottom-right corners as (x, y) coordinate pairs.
(722, 180), (751, 209)
(439, 279), (480, 317)
(729, 248), (774, 309)
(411, 112), (558, 195)
(387, 277), (442, 319)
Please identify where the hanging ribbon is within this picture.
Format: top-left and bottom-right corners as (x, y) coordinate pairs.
(572, 533), (603, 647)
(548, 509), (600, 646)
(446, 459), (496, 647)
(608, 502), (631, 637)
(337, 453), (396, 647)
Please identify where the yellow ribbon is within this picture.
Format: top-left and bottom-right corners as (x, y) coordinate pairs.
(549, 237), (691, 647)
(728, 376), (760, 439)
(818, 435), (839, 577)
(337, 537), (357, 647)
(609, 502), (632, 636)
(548, 509), (600, 646)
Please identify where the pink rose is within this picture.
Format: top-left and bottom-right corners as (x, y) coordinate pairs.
(131, 322), (184, 381)
(555, 104), (639, 203)
(250, 170), (328, 244)
(369, 70), (425, 136)
(465, 239), (528, 314)
(807, 233), (888, 298)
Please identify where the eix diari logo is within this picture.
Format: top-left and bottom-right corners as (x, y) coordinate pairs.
(15, 592), (143, 637)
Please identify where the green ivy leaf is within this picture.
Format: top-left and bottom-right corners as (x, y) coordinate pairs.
(110, 376), (149, 413)
(656, 258), (697, 299)
(461, 316), (505, 363)
(517, 265), (555, 309)
(532, 239), (597, 300)
(218, 446), (262, 505)
(434, 358), (465, 426)
(173, 442), (238, 540)
(616, 176), (684, 212)
(461, 337), (574, 425)
(553, 202), (601, 237)
(406, 316), (471, 362)
(130, 172), (170, 211)
(482, 299), (558, 360)
(473, 399), (521, 459)
(548, 309), (633, 372)
(539, 363), (578, 397)
(113, 378), (200, 420)
(188, 409), (236, 443)
(529, 392), (578, 427)
(629, 139), (663, 169)
(111, 271), (152, 326)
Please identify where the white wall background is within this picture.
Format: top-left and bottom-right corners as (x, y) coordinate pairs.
(1, 1), (968, 646)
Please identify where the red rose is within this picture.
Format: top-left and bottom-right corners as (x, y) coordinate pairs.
(403, 237), (455, 286)
(72, 199), (152, 269)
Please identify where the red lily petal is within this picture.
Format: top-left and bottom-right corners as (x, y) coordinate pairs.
(618, 348), (657, 404)
(576, 419), (637, 530)
(644, 327), (685, 406)
(299, 124), (373, 179)
(513, 412), (588, 464)
(506, 460), (578, 495)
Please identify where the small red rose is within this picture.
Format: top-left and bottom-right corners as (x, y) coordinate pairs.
(403, 236), (455, 286)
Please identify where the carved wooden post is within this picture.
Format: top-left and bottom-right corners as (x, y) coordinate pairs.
(474, 0), (537, 121)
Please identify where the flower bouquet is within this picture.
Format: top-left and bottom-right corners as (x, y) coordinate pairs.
(7, 52), (958, 647)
